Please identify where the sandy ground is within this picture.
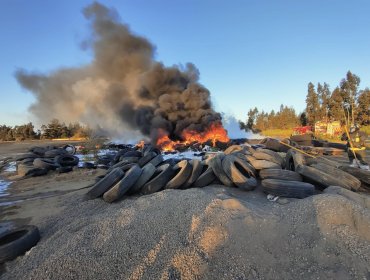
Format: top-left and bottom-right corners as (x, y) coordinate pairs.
(0, 142), (370, 279)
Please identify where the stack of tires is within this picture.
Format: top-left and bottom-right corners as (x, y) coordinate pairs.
(15, 145), (79, 177)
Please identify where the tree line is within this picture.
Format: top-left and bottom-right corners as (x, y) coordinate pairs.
(241, 71), (370, 132)
(0, 119), (91, 141)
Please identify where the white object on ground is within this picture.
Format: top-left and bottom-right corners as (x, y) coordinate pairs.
(267, 194), (279, 202)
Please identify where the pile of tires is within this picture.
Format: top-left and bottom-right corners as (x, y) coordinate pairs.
(15, 145), (79, 177)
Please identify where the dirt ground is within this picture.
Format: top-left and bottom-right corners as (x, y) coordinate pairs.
(0, 141), (370, 279)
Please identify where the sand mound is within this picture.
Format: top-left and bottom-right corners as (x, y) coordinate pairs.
(1, 186), (370, 279)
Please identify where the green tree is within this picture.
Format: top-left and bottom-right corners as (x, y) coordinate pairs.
(340, 71), (360, 124)
(305, 82), (320, 125)
(356, 88), (370, 125)
(328, 87), (344, 122)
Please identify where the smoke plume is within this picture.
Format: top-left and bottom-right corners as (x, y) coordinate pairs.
(16, 2), (223, 143)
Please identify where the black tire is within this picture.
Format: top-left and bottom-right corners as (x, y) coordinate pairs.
(21, 158), (35, 166)
(338, 166), (370, 186)
(15, 153), (38, 162)
(209, 154), (234, 187)
(86, 168), (125, 199)
(165, 160), (192, 189)
(44, 149), (67, 158)
(248, 159), (281, 170)
(253, 151), (283, 166)
(182, 159), (203, 189)
(57, 166), (73, 173)
(311, 163), (361, 191)
(232, 153), (257, 175)
(129, 163), (156, 194)
(112, 149), (130, 164)
(28, 146), (46, 156)
(24, 168), (49, 177)
(33, 158), (60, 170)
(141, 164), (175, 194)
(290, 134), (313, 142)
(193, 164), (216, 188)
(285, 149), (306, 171)
(297, 165), (352, 190)
(0, 225), (40, 264)
(118, 156), (139, 163)
(55, 155), (79, 167)
(222, 155), (257, 191)
(261, 179), (315, 198)
(103, 165), (142, 203)
(259, 169), (303, 181)
(123, 151), (142, 158)
(224, 145), (243, 155)
(148, 154), (164, 167)
(305, 157), (340, 168)
(63, 145), (76, 155)
(138, 152), (156, 167)
(259, 138), (281, 152)
(143, 146), (161, 157)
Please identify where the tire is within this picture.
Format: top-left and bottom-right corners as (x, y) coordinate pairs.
(33, 158), (60, 170)
(259, 138), (281, 152)
(63, 145), (76, 155)
(222, 155), (257, 191)
(290, 134), (313, 142)
(285, 149), (306, 171)
(165, 160), (192, 189)
(143, 146), (161, 157)
(259, 169), (303, 181)
(138, 152), (156, 167)
(55, 155), (79, 167)
(193, 164), (216, 188)
(123, 151), (142, 158)
(28, 146), (46, 156)
(103, 165), (142, 203)
(232, 153), (257, 175)
(261, 179), (315, 198)
(182, 159), (203, 189)
(112, 149), (130, 164)
(86, 168), (125, 199)
(57, 166), (73, 173)
(209, 154), (234, 187)
(311, 163), (361, 191)
(148, 154), (164, 167)
(297, 165), (352, 190)
(129, 163), (156, 194)
(15, 153), (38, 162)
(21, 158), (35, 166)
(17, 164), (36, 177)
(248, 159), (281, 170)
(253, 151), (283, 166)
(305, 157), (341, 168)
(44, 149), (67, 158)
(141, 164), (176, 195)
(24, 168), (49, 177)
(338, 166), (370, 186)
(0, 225), (40, 264)
(224, 145), (243, 155)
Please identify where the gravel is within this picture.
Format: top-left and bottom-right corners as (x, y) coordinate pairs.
(1, 186), (370, 279)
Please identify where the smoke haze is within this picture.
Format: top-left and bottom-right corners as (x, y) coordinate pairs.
(16, 2), (223, 143)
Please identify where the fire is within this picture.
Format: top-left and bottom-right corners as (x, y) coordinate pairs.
(156, 123), (229, 151)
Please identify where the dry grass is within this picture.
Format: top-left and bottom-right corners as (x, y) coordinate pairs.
(260, 129), (292, 138)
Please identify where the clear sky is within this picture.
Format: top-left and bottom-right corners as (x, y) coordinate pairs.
(1, 0), (370, 126)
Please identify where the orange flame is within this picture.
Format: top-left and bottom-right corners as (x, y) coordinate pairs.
(156, 123), (229, 151)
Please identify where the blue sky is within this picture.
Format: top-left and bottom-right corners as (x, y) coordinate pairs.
(1, 0), (370, 126)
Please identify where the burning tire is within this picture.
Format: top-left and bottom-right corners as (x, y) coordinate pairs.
(193, 164), (216, 188)
(86, 167), (125, 199)
(182, 159), (203, 189)
(165, 160), (192, 189)
(129, 163), (156, 194)
(222, 155), (257, 191)
(209, 154), (234, 187)
(261, 179), (315, 198)
(259, 169), (302, 181)
(55, 155), (79, 167)
(0, 225), (40, 264)
(103, 165), (142, 203)
(141, 164), (175, 195)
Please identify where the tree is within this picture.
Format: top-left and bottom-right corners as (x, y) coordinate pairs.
(356, 88), (370, 125)
(300, 112), (308, 126)
(305, 82), (320, 125)
(340, 71), (360, 124)
(328, 87), (344, 122)
(317, 82), (331, 122)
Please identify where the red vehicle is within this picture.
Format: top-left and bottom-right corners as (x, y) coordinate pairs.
(292, 126), (312, 135)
